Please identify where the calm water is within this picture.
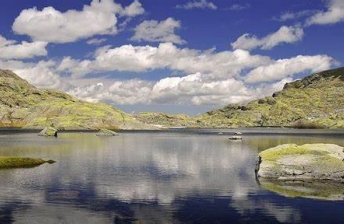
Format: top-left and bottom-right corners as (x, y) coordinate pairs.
(1, 129), (344, 223)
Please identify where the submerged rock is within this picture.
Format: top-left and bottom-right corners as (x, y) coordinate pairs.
(96, 129), (119, 136)
(229, 135), (242, 140)
(38, 127), (58, 137)
(0, 157), (56, 168)
(256, 144), (344, 180)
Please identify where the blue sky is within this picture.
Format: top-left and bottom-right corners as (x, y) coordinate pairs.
(0, 0), (343, 115)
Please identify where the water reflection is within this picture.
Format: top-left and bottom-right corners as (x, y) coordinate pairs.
(231, 197), (301, 223)
(259, 179), (344, 201)
(0, 131), (344, 223)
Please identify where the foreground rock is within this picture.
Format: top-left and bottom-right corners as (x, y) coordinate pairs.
(96, 129), (119, 136)
(259, 178), (344, 201)
(38, 127), (58, 137)
(256, 144), (344, 180)
(0, 157), (55, 168)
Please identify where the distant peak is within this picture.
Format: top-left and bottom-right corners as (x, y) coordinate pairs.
(283, 67), (344, 90)
(0, 69), (36, 90)
(317, 67), (344, 78)
(1, 69), (22, 79)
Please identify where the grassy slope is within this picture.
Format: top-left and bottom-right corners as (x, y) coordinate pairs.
(2, 67), (344, 129)
(197, 67), (344, 128)
(134, 112), (198, 128)
(0, 69), (149, 130)
(135, 67), (344, 128)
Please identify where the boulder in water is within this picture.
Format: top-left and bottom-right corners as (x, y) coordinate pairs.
(256, 143), (344, 180)
(96, 129), (118, 136)
(229, 135), (242, 140)
(38, 127), (58, 137)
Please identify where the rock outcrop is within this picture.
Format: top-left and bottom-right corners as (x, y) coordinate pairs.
(256, 144), (344, 180)
(96, 129), (119, 136)
(38, 127), (58, 137)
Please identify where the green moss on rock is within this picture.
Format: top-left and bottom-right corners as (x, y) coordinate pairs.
(257, 144), (344, 180)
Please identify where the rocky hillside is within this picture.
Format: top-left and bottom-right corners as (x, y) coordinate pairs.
(137, 67), (344, 128)
(198, 67), (344, 128)
(0, 69), (151, 130)
(134, 112), (198, 128)
(3, 67), (343, 130)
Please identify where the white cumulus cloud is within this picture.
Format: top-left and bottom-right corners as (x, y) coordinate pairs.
(86, 38), (107, 45)
(12, 0), (144, 43)
(58, 42), (271, 79)
(120, 0), (145, 17)
(131, 18), (186, 44)
(107, 79), (153, 104)
(151, 73), (252, 105)
(0, 40), (337, 108)
(275, 10), (315, 22)
(0, 35), (47, 60)
(67, 79), (154, 105)
(245, 55), (335, 83)
(231, 26), (304, 51)
(65, 72), (299, 106)
(14, 61), (64, 89)
(306, 0), (344, 25)
(176, 0), (217, 10)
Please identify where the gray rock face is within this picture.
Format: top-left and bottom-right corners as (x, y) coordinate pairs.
(256, 144), (344, 180)
(96, 129), (118, 136)
(38, 127), (58, 137)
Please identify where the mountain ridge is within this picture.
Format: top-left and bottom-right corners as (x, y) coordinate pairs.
(1, 67), (344, 129)
(136, 67), (344, 128)
(0, 69), (152, 130)
(199, 67), (344, 128)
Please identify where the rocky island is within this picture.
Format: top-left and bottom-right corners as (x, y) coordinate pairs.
(255, 143), (344, 200)
(256, 143), (344, 180)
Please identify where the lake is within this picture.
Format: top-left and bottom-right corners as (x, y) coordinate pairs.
(1, 129), (344, 223)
